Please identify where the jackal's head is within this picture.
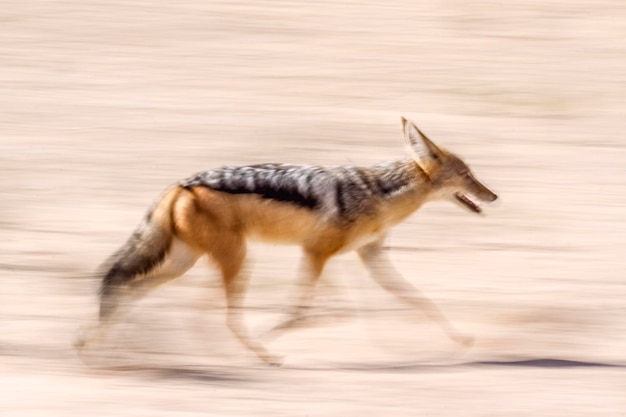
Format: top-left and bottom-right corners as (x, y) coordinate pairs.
(402, 117), (497, 214)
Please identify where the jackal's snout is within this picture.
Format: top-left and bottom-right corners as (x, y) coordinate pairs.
(455, 177), (497, 214)
(476, 181), (498, 203)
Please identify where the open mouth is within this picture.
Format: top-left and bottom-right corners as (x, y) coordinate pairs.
(454, 192), (482, 213)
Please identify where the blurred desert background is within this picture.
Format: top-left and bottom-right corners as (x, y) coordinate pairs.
(2, 0), (626, 415)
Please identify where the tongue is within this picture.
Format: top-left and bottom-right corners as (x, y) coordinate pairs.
(455, 193), (481, 213)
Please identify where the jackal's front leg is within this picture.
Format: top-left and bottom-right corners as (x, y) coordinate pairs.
(263, 250), (330, 340)
(357, 238), (473, 347)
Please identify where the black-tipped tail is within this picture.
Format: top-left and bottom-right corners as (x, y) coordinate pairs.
(98, 187), (180, 320)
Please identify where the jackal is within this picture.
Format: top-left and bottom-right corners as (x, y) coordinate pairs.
(76, 118), (497, 365)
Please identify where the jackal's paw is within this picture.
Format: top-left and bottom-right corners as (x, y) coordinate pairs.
(74, 338), (84, 352)
(453, 333), (475, 348)
(73, 336), (99, 366)
(74, 325), (97, 354)
(73, 333), (88, 353)
(261, 352), (285, 367)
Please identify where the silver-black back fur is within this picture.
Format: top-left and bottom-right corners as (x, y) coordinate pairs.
(181, 160), (420, 223)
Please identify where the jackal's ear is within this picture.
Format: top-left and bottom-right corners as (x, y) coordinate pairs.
(401, 117), (444, 167)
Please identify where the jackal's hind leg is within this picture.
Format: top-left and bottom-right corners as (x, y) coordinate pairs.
(74, 288), (136, 359)
(357, 238), (473, 347)
(75, 239), (201, 358)
(213, 239), (281, 365)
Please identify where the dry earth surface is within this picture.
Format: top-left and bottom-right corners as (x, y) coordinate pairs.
(2, 0), (626, 415)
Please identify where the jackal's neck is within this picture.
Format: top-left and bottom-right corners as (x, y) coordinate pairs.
(370, 158), (429, 197)
(371, 158), (432, 222)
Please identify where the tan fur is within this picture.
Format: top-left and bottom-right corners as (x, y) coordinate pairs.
(76, 118), (498, 365)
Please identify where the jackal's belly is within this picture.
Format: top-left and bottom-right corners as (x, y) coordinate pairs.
(238, 197), (323, 244)
(239, 196), (389, 251)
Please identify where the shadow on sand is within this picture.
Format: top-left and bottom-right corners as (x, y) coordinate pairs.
(90, 364), (258, 383)
(282, 357), (626, 373)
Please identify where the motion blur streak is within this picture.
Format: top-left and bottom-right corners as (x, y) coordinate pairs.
(1, 1), (625, 416)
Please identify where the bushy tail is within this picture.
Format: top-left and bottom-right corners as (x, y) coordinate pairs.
(98, 187), (181, 320)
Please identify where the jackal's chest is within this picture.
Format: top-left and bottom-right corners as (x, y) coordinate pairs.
(336, 229), (385, 253)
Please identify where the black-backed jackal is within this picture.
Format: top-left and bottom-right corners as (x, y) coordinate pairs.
(76, 118), (497, 365)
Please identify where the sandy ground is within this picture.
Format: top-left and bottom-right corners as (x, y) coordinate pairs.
(2, 0), (626, 415)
